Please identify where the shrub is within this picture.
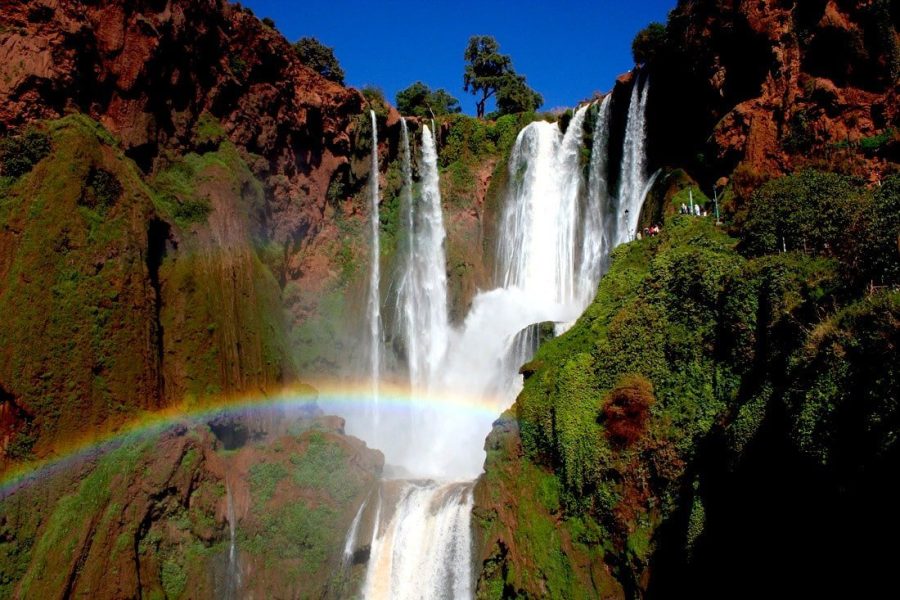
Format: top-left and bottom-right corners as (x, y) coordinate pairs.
(601, 374), (655, 448)
(844, 174), (900, 286)
(79, 167), (122, 210)
(293, 37), (345, 84)
(361, 86), (388, 118)
(0, 129), (51, 177)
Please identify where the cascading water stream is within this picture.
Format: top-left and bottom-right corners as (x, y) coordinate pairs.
(582, 94), (613, 292)
(614, 74), (657, 246)
(224, 480), (241, 599)
(363, 481), (474, 600)
(342, 496), (368, 565)
(367, 110), (383, 432)
(395, 124), (449, 392)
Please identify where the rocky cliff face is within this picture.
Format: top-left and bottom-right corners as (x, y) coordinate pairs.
(645, 0), (898, 191)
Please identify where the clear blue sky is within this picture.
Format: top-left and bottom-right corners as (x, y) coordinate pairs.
(242, 0), (676, 114)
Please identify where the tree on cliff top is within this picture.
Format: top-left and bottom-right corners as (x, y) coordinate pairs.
(293, 37), (345, 84)
(463, 35), (542, 118)
(396, 82), (462, 118)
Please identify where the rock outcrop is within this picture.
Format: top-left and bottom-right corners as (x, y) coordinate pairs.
(644, 0), (898, 188)
(0, 412), (383, 599)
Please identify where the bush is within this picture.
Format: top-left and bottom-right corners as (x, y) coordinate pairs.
(293, 37), (345, 84)
(844, 174), (900, 286)
(601, 374), (655, 448)
(0, 129), (51, 177)
(741, 170), (861, 257)
(361, 86), (388, 118)
(79, 167), (122, 210)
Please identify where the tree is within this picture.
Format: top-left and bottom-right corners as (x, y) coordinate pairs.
(632, 22), (667, 66)
(395, 82), (461, 118)
(495, 74), (543, 116)
(293, 37), (345, 84)
(463, 36), (513, 118)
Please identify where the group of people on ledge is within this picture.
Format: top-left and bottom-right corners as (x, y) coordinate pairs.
(636, 224), (661, 240)
(679, 202), (710, 217)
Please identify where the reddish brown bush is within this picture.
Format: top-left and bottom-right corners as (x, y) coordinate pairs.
(602, 374), (656, 448)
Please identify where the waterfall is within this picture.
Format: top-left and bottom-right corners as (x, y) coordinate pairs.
(395, 124), (450, 391)
(396, 118), (418, 388)
(363, 481), (474, 600)
(614, 74), (656, 245)
(354, 81), (654, 598)
(367, 110), (383, 421)
(224, 480), (241, 599)
(582, 94), (613, 292)
(343, 496), (368, 564)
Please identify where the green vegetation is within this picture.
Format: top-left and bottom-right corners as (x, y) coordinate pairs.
(293, 37), (345, 84)
(291, 431), (362, 502)
(395, 81), (461, 117)
(463, 35), (542, 118)
(741, 170), (860, 256)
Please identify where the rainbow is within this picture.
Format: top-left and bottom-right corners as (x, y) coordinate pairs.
(0, 378), (513, 499)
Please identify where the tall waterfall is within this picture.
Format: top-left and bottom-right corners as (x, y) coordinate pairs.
(395, 124), (450, 391)
(367, 110), (383, 419)
(352, 79), (654, 598)
(614, 74), (656, 246)
(582, 94), (613, 291)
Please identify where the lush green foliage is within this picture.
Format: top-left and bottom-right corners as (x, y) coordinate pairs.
(844, 174), (900, 286)
(395, 81), (461, 117)
(249, 461), (288, 503)
(742, 170), (900, 287)
(293, 37), (345, 84)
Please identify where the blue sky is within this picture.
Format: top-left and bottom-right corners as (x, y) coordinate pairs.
(242, 0), (676, 114)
